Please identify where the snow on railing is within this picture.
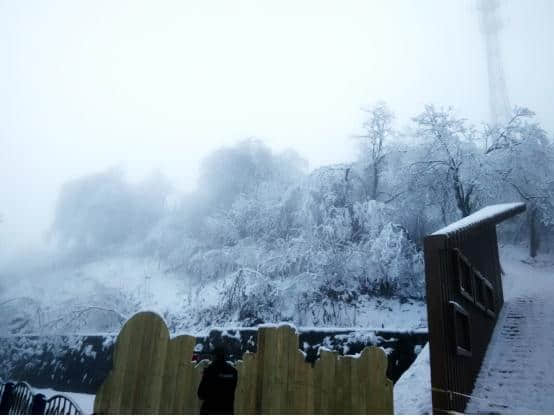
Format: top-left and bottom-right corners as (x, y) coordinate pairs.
(432, 202), (525, 235)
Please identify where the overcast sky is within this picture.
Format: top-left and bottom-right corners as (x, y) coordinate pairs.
(1, 0), (553, 251)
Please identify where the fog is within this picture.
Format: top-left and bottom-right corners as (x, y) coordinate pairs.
(1, 0), (553, 253)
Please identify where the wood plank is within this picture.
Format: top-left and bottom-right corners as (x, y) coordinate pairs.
(105, 314), (134, 413)
(255, 327), (266, 413)
(285, 328), (297, 413)
(304, 355), (314, 414)
(366, 347), (392, 414)
(312, 353), (322, 413)
(235, 352), (257, 414)
(355, 347), (369, 414)
(272, 326), (287, 413)
(296, 348), (314, 414)
(315, 349), (337, 414)
(133, 313), (161, 413)
(160, 338), (177, 413)
(165, 335), (195, 413)
(94, 317), (394, 415)
(120, 312), (148, 413)
(350, 352), (362, 414)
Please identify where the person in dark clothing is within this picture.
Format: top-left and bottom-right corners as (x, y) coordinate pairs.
(197, 345), (238, 414)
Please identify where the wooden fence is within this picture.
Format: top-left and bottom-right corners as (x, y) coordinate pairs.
(93, 312), (393, 414)
(424, 203), (525, 413)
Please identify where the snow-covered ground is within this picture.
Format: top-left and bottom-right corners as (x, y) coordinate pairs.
(31, 386), (95, 415)
(394, 343), (431, 414)
(466, 245), (554, 414)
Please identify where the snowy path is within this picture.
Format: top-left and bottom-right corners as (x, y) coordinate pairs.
(466, 246), (554, 414)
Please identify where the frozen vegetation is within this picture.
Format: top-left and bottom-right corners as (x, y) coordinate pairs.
(0, 104), (553, 337)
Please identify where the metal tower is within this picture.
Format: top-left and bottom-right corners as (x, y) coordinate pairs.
(477, 0), (511, 125)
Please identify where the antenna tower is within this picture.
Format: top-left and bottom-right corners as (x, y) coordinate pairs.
(477, 0), (511, 125)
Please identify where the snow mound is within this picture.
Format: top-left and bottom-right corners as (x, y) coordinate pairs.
(393, 343), (431, 415)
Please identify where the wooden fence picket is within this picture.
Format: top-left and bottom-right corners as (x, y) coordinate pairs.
(93, 312), (393, 414)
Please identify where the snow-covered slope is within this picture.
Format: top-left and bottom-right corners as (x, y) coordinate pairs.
(394, 343), (431, 414)
(0, 253), (427, 336)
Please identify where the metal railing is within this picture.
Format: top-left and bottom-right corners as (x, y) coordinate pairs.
(9, 382), (34, 414)
(44, 395), (82, 415)
(0, 380), (82, 415)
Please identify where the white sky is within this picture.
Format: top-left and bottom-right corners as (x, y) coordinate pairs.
(0, 0), (553, 250)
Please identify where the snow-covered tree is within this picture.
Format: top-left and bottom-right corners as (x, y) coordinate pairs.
(484, 108), (554, 257)
(197, 139), (305, 210)
(51, 168), (170, 259)
(410, 105), (482, 219)
(356, 102), (395, 200)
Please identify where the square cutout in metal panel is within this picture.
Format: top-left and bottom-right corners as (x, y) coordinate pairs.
(454, 249), (474, 303)
(483, 279), (496, 317)
(450, 301), (472, 357)
(474, 270), (487, 312)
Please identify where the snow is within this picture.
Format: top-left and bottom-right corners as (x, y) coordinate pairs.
(220, 329), (242, 341)
(0, 256), (187, 335)
(296, 327), (428, 334)
(31, 386), (95, 415)
(465, 245), (554, 414)
(394, 343), (431, 414)
(1, 251), (427, 337)
(432, 202), (525, 235)
(174, 291), (426, 336)
(317, 346), (334, 354)
(334, 330), (382, 346)
(382, 347), (393, 356)
(257, 322), (298, 331)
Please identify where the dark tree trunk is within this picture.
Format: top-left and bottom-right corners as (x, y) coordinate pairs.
(454, 187), (471, 218)
(452, 169), (471, 218)
(528, 206), (540, 258)
(371, 163), (379, 200)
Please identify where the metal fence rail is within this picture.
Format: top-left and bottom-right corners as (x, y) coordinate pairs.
(10, 382), (34, 414)
(0, 382), (5, 404)
(424, 203), (525, 413)
(0, 380), (82, 415)
(44, 395), (82, 415)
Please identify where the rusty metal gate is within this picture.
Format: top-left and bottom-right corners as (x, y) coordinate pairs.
(424, 203), (525, 413)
